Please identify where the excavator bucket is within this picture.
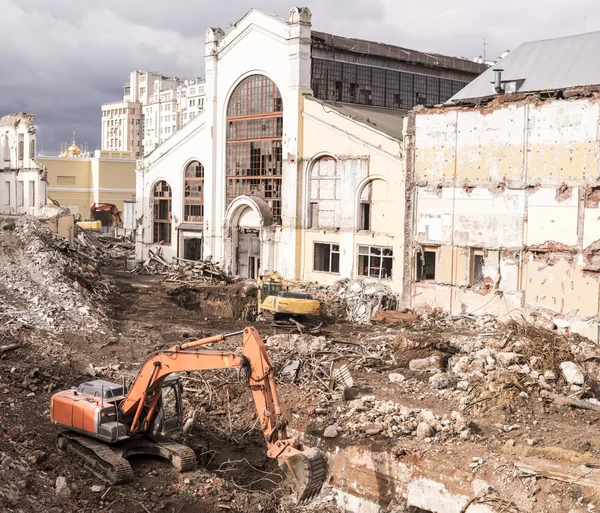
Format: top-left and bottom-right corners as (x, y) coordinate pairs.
(280, 447), (328, 502)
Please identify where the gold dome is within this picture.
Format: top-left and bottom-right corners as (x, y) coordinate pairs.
(67, 131), (80, 157)
(67, 143), (81, 156)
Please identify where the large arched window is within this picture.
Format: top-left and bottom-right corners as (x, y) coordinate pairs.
(226, 75), (283, 224)
(152, 180), (172, 244)
(184, 161), (204, 222)
(309, 156), (340, 229)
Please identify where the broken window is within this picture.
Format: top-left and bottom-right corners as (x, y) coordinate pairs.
(225, 75), (283, 224)
(18, 140), (24, 161)
(29, 181), (35, 208)
(29, 140), (35, 159)
(359, 182), (372, 231)
(309, 202), (318, 229)
(416, 249), (436, 281)
(310, 58), (468, 110)
(358, 245), (393, 279)
(470, 249), (485, 287)
(309, 156), (340, 230)
(3, 182), (10, 205)
(17, 181), (23, 207)
(313, 242), (340, 273)
(184, 160), (204, 222)
(152, 180), (172, 245)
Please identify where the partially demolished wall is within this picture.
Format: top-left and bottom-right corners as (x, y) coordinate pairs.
(409, 89), (600, 341)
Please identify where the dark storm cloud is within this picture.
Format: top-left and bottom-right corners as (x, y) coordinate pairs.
(1, 0), (598, 154)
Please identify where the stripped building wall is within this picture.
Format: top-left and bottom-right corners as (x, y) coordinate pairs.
(407, 89), (600, 341)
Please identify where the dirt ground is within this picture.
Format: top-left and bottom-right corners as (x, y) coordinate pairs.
(3, 222), (600, 512)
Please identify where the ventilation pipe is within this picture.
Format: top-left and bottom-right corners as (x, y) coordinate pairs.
(493, 69), (504, 94)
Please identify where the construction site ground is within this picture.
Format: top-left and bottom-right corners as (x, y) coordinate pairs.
(2, 218), (600, 512)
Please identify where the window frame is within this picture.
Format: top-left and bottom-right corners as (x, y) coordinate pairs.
(152, 180), (172, 245)
(184, 161), (204, 223)
(358, 245), (393, 279)
(313, 242), (340, 274)
(470, 248), (485, 287)
(416, 247), (437, 282)
(225, 74), (284, 224)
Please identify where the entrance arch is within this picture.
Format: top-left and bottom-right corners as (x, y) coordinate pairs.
(224, 196), (273, 278)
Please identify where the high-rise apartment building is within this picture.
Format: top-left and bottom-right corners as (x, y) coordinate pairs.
(101, 71), (205, 157)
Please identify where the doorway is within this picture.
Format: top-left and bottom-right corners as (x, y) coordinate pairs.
(238, 230), (260, 278)
(183, 237), (203, 261)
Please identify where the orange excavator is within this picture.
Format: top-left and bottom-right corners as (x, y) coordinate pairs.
(50, 327), (326, 501)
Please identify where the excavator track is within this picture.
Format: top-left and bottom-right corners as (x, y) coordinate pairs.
(57, 433), (134, 484)
(152, 439), (197, 472)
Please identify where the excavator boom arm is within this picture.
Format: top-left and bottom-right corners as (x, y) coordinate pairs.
(54, 327), (326, 501)
(121, 328), (289, 443)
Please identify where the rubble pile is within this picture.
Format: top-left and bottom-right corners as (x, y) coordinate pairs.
(0, 217), (113, 332)
(132, 248), (231, 284)
(73, 229), (135, 264)
(310, 278), (400, 323)
(265, 332), (396, 394)
(324, 399), (470, 442)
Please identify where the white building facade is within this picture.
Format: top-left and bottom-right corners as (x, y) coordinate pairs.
(133, 7), (483, 291)
(102, 71), (206, 157)
(0, 113), (47, 215)
(135, 8), (405, 285)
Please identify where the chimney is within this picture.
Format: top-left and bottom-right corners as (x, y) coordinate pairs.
(493, 69), (504, 94)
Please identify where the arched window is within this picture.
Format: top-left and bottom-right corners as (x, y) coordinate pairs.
(152, 180), (172, 244)
(184, 161), (204, 222)
(309, 156), (340, 229)
(226, 75), (283, 224)
(359, 182), (372, 231)
(357, 178), (389, 233)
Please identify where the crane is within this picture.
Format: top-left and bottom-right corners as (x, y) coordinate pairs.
(50, 327), (326, 501)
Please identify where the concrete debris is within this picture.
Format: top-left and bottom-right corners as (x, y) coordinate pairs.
(560, 362), (585, 386)
(409, 355), (445, 371)
(318, 278), (400, 323)
(429, 372), (454, 390)
(0, 216), (116, 332)
(325, 398), (467, 441)
(266, 333), (328, 354)
(323, 425), (339, 438)
(389, 372), (406, 383)
(55, 476), (70, 497)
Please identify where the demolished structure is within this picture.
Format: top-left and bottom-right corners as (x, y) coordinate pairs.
(406, 30), (600, 342)
(0, 113), (47, 215)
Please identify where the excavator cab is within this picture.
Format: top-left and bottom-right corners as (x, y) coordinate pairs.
(150, 376), (183, 436)
(257, 272), (320, 318)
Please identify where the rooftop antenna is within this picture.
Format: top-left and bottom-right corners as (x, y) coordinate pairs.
(483, 37), (489, 62)
(584, 15), (587, 33)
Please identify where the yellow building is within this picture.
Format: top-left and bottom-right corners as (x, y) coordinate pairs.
(39, 148), (136, 223)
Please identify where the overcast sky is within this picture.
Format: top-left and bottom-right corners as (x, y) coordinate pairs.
(1, 0), (598, 155)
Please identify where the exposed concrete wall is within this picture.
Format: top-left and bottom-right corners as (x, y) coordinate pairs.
(410, 94), (600, 340)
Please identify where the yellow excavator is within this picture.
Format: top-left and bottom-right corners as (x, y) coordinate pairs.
(257, 272), (320, 319)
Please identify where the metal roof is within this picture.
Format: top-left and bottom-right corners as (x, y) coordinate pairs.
(451, 31), (600, 102)
(306, 96), (406, 140)
(311, 30), (488, 76)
